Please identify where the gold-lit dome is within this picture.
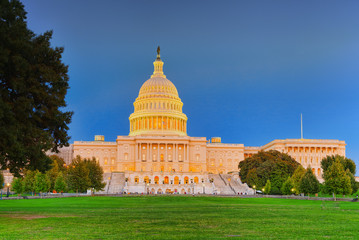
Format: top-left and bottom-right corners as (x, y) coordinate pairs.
(129, 47), (188, 136)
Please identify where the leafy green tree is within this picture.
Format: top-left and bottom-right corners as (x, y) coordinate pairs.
(321, 155), (356, 177)
(49, 155), (67, 172)
(46, 160), (60, 191)
(291, 165), (306, 194)
(0, 171), (4, 189)
(299, 167), (320, 195)
(84, 158), (106, 192)
(345, 169), (358, 194)
(0, 0), (73, 176)
(239, 150), (300, 193)
(54, 172), (67, 193)
(281, 177), (294, 195)
(66, 156), (91, 193)
(11, 177), (23, 195)
(35, 172), (50, 194)
(324, 159), (352, 196)
(23, 170), (37, 194)
(264, 180), (271, 194)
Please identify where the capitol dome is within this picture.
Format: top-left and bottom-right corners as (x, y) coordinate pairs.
(129, 47), (188, 136)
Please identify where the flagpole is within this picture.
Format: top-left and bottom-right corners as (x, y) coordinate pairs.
(301, 113), (303, 139)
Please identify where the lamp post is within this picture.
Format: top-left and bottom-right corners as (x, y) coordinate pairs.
(202, 179), (205, 194)
(253, 185), (256, 195)
(6, 183), (10, 197)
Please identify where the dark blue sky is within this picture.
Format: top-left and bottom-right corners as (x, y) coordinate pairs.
(22, 1), (359, 168)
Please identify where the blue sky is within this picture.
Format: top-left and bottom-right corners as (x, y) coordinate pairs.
(22, 1), (359, 168)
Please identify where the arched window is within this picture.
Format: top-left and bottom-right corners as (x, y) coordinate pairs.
(160, 154), (164, 162)
(135, 176), (139, 183)
(184, 176), (189, 184)
(164, 176), (169, 184)
(317, 168), (321, 176)
(144, 176), (149, 183)
(142, 154), (146, 161)
(174, 176), (179, 185)
(194, 177), (199, 183)
(154, 176), (159, 184)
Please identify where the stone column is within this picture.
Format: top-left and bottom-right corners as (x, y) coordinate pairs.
(135, 142), (138, 163)
(147, 143), (149, 162)
(187, 144), (189, 162)
(165, 143), (168, 162)
(149, 143), (152, 162)
(174, 143), (177, 162)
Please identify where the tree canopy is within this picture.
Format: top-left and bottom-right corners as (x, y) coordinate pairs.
(239, 150), (300, 194)
(324, 159), (352, 196)
(321, 155), (356, 177)
(0, 171), (4, 189)
(0, 0), (72, 176)
(291, 165), (306, 195)
(84, 158), (106, 191)
(66, 156), (91, 193)
(299, 167), (320, 195)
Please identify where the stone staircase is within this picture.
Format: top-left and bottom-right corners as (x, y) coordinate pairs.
(99, 172), (126, 194)
(107, 172), (126, 194)
(223, 173), (254, 195)
(209, 173), (254, 195)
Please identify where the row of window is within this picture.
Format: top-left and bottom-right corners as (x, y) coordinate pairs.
(132, 176), (203, 185)
(135, 101), (182, 111)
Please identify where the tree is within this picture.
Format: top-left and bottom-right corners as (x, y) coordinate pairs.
(324, 159), (352, 197)
(84, 158), (106, 192)
(246, 169), (261, 188)
(49, 155), (67, 172)
(23, 170), (37, 194)
(321, 155), (356, 177)
(0, 171), (4, 189)
(54, 172), (67, 193)
(35, 172), (50, 194)
(46, 160), (60, 191)
(0, 0), (73, 176)
(239, 150), (300, 194)
(291, 165), (306, 194)
(264, 180), (271, 195)
(345, 169), (358, 194)
(66, 156), (91, 193)
(299, 167), (320, 195)
(281, 177), (294, 195)
(11, 177), (23, 195)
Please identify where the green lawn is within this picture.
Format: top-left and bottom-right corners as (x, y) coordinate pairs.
(0, 196), (358, 239)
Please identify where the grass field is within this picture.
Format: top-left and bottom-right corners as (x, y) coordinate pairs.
(0, 196), (358, 239)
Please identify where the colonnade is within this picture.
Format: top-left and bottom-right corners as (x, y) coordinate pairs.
(130, 116), (186, 133)
(134, 142), (190, 163)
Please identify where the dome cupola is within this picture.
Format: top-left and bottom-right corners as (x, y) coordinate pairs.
(129, 47), (188, 136)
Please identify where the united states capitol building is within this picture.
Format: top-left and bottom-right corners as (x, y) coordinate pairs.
(58, 48), (346, 194)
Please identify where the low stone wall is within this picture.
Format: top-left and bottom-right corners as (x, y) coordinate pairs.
(0, 193), (357, 202)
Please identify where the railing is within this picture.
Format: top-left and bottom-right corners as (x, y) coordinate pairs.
(218, 174), (227, 186)
(228, 182), (236, 194)
(106, 172), (113, 194)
